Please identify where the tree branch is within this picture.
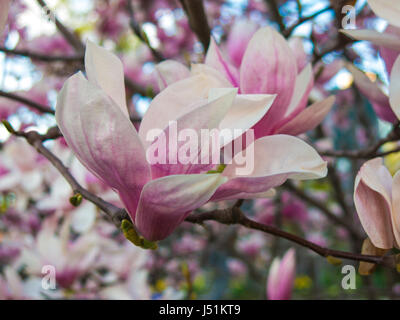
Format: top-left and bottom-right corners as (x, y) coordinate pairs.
(126, 0), (164, 62)
(320, 123), (400, 159)
(36, 0), (85, 53)
(179, 0), (211, 51)
(4, 126), (395, 270)
(264, 0), (285, 31)
(0, 47), (84, 62)
(186, 206), (397, 269)
(6, 126), (129, 227)
(0, 90), (55, 115)
(283, 6), (332, 37)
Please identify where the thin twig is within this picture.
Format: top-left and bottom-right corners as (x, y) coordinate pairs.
(5, 126), (395, 269)
(186, 206), (397, 268)
(264, 0), (285, 31)
(320, 123), (400, 159)
(0, 47), (84, 62)
(179, 0), (211, 51)
(283, 6), (332, 37)
(0, 90), (55, 115)
(36, 0), (85, 53)
(126, 0), (164, 62)
(7, 127), (128, 227)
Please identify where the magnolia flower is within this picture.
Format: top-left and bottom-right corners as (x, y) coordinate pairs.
(0, 139), (45, 200)
(0, 267), (43, 299)
(341, 0), (400, 74)
(17, 217), (101, 289)
(354, 158), (400, 249)
(267, 248), (296, 300)
(156, 26), (335, 138)
(56, 41), (327, 241)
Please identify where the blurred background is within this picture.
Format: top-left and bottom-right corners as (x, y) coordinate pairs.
(0, 0), (399, 299)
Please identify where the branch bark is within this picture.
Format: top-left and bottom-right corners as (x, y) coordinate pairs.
(7, 126), (129, 227)
(0, 90), (55, 115)
(0, 47), (84, 62)
(5, 125), (395, 270)
(180, 0), (211, 51)
(186, 206), (397, 269)
(126, 0), (164, 62)
(320, 123), (400, 159)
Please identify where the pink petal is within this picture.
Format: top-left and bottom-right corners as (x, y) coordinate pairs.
(267, 248), (296, 300)
(349, 64), (397, 123)
(205, 37), (240, 87)
(379, 25), (400, 74)
(273, 64), (314, 132)
(240, 27), (297, 137)
(154, 60), (191, 91)
(274, 96), (335, 136)
(212, 135), (327, 201)
(354, 158), (394, 249)
(367, 0), (400, 28)
(135, 174), (227, 241)
(391, 171), (400, 247)
(226, 19), (258, 67)
(288, 37), (308, 72)
(139, 71), (232, 146)
(56, 72), (151, 218)
(85, 41), (128, 117)
(215, 90), (276, 144)
(340, 29), (400, 51)
(148, 88), (237, 178)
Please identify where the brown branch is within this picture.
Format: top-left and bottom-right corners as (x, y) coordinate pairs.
(264, 0), (285, 31)
(283, 6), (332, 37)
(36, 0), (85, 53)
(126, 0), (164, 62)
(179, 0), (211, 51)
(3, 126), (395, 269)
(0, 47), (84, 62)
(6, 126), (129, 227)
(320, 123), (400, 159)
(186, 206), (397, 268)
(313, 35), (354, 64)
(0, 90), (55, 115)
(30, 1), (151, 98)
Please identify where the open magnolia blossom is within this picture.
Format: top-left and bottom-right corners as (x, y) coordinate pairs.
(155, 26), (335, 138)
(56, 40), (327, 242)
(354, 158), (400, 249)
(341, 0), (400, 74)
(17, 217), (100, 289)
(267, 248), (296, 300)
